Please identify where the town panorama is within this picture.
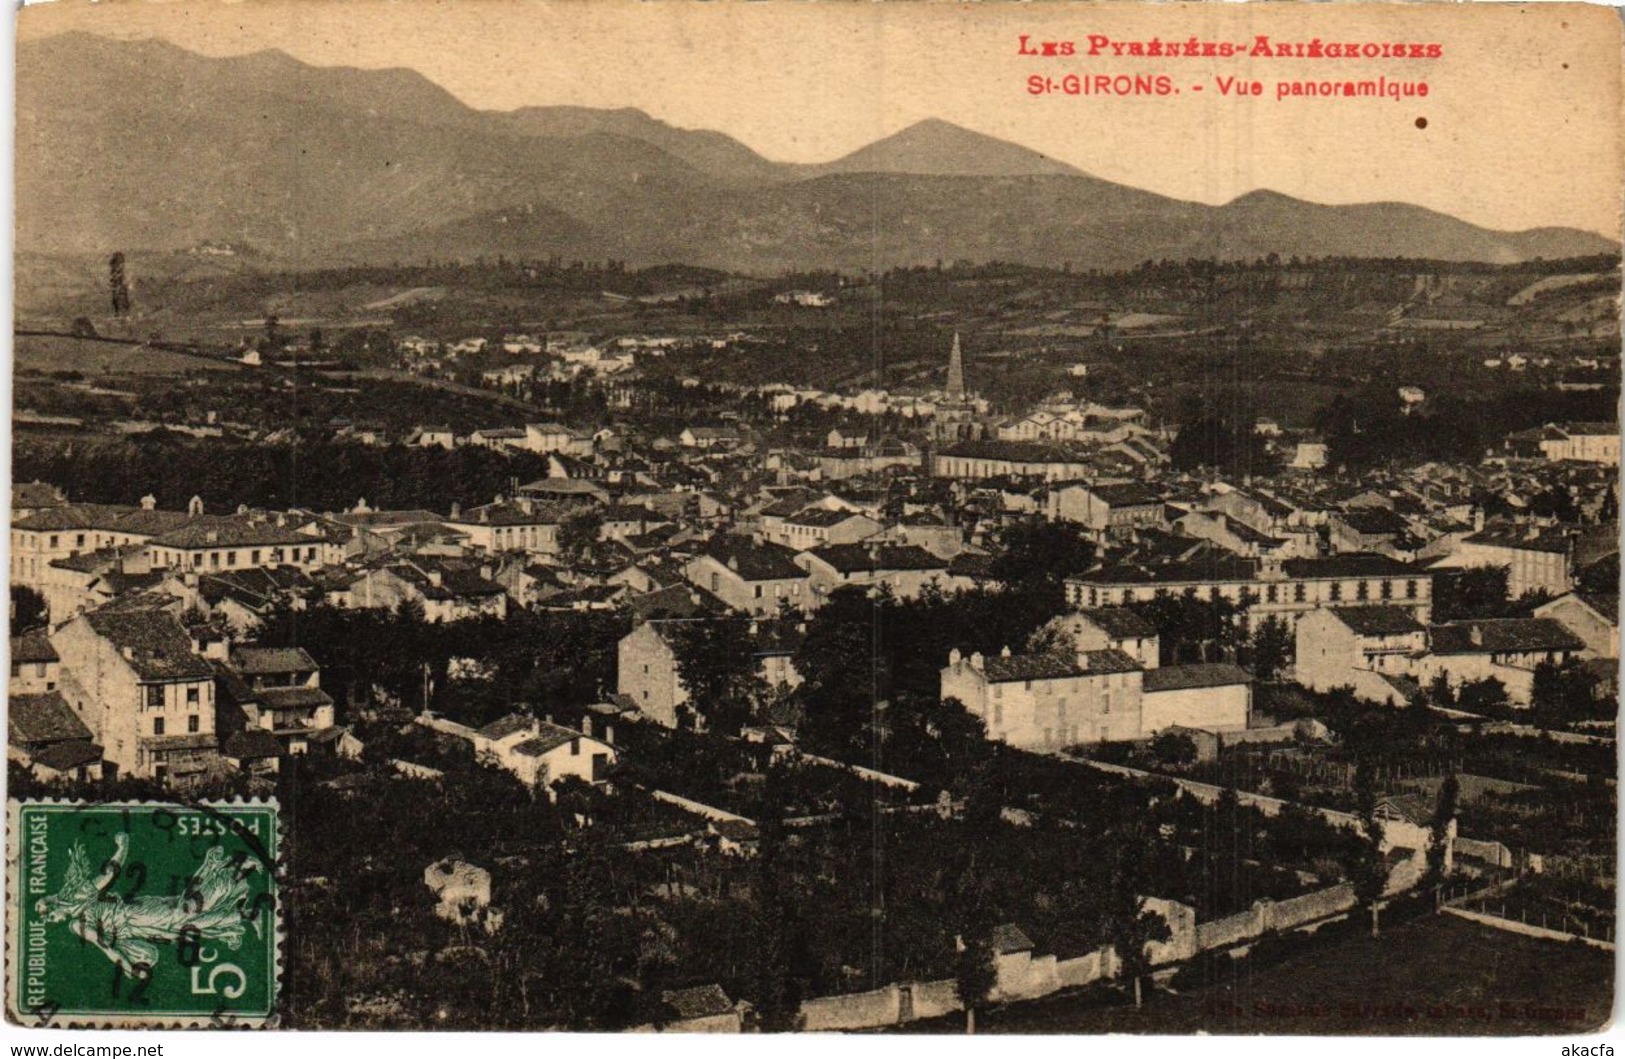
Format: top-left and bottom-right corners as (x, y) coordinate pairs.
(7, 17), (1621, 1039)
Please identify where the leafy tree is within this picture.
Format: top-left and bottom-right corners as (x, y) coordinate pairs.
(1129, 589), (1249, 664)
(989, 520), (1097, 590)
(1457, 676), (1510, 716)
(666, 619), (767, 736)
(1099, 834), (1172, 1007)
(558, 510), (604, 561)
(1426, 671), (1456, 709)
(1149, 731), (1198, 768)
(10, 585), (47, 632)
(1432, 566), (1513, 622)
(1347, 762), (1389, 937)
(953, 929), (998, 1034)
(1245, 615), (1292, 681)
(1425, 773), (1460, 890)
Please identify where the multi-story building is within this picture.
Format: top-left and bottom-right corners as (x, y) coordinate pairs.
(684, 537), (809, 616)
(1433, 526), (1573, 599)
(52, 607), (219, 783)
(1294, 606), (1429, 705)
(1046, 482), (1165, 536)
(1065, 554), (1433, 632)
(939, 645), (1250, 751)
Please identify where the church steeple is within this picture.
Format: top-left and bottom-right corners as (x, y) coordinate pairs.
(945, 332), (966, 400)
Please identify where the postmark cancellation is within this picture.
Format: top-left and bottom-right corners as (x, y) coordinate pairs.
(6, 799), (281, 1028)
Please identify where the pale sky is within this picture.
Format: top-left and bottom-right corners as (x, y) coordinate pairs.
(16, 0), (1625, 238)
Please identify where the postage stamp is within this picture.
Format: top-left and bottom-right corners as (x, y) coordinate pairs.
(7, 800), (280, 1028)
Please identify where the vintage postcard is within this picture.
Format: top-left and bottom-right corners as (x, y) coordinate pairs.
(4, 0), (1621, 1039)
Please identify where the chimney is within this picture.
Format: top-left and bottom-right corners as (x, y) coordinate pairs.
(581, 715), (593, 736)
(948, 647), (962, 666)
(140, 494), (157, 511)
(121, 646), (135, 661)
(1469, 624), (1483, 647)
(450, 502), (461, 520)
(1001, 645), (1012, 658)
(970, 651), (984, 671)
(605, 724), (614, 746)
(545, 714), (554, 725)
(1077, 650), (1091, 671)
(237, 504), (249, 516)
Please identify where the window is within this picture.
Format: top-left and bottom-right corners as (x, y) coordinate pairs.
(1103, 692), (1112, 714)
(32, 663), (45, 679)
(146, 685), (164, 708)
(1266, 584), (1278, 603)
(75, 534), (85, 548)
(251, 550), (262, 565)
(1329, 583), (1342, 602)
(8, 664), (18, 679)
(570, 739), (580, 756)
(754, 585), (763, 599)
(187, 687), (200, 707)
(1406, 580), (1417, 599)
(187, 715), (200, 733)
(153, 717), (166, 736)
(1024, 680), (1033, 691)
(1294, 583), (1306, 603)
(992, 701), (1003, 725)
(49, 535), (59, 549)
(1356, 581), (1369, 601)
(1380, 580), (1393, 600)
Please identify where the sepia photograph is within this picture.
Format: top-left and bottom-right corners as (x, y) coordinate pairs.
(2, 0), (1621, 1040)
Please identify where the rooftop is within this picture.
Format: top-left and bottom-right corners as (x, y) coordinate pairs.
(1142, 662), (1253, 693)
(1429, 619), (1586, 656)
(1328, 606), (1427, 637)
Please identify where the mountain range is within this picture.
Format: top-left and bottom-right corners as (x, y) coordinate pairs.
(16, 31), (1617, 275)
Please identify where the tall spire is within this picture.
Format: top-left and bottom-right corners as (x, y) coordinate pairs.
(945, 332), (965, 400)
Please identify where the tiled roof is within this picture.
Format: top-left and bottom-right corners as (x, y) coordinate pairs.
(1336, 508), (1410, 536)
(786, 507), (868, 528)
(477, 713), (537, 742)
(1075, 607), (1158, 640)
(81, 608), (215, 681)
(256, 686), (334, 710)
(1328, 606), (1427, 637)
(9, 692), (91, 745)
(1143, 663), (1252, 693)
(991, 923), (1035, 955)
(152, 516), (310, 549)
(222, 730), (283, 759)
(231, 646), (319, 676)
(1428, 619), (1585, 656)
(661, 985), (734, 1021)
(700, 537), (805, 581)
(11, 630), (58, 664)
(30, 739), (103, 772)
(1281, 554), (1425, 579)
(1087, 482), (1163, 508)
(510, 721), (596, 757)
(1463, 527), (1572, 555)
(979, 648), (1140, 684)
(12, 482), (66, 509)
(808, 543), (946, 574)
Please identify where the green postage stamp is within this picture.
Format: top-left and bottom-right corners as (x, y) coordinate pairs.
(7, 800), (280, 1027)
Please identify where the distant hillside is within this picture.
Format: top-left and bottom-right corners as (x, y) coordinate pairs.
(16, 31), (1618, 282)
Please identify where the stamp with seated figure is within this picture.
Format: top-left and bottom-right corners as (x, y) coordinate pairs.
(7, 800), (280, 1028)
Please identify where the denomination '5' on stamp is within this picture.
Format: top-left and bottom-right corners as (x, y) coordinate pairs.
(8, 800), (280, 1028)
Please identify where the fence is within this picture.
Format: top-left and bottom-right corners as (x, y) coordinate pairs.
(795, 879), (1364, 1030)
(1443, 904), (1615, 951)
